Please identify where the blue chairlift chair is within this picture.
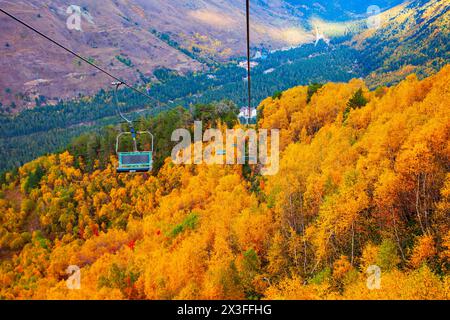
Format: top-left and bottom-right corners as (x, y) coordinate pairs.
(116, 130), (154, 173)
(113, 81), (155, 174)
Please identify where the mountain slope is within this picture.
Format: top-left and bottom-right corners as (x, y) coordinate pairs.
(352, 0), (450, 87)
(0, 65), (449, 300)
(0, 0), (410, 112)
(0, 0), (309, 112)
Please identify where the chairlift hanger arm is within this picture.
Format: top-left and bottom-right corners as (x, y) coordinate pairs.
(116, 131), (154, 155)
(113, 82), (133, 125)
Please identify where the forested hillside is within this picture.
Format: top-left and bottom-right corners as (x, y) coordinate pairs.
(0, 66), (449, 300)
(354, 0), (450, 87)
(0, 42), (361, 173)
(1, 0), (449, 175)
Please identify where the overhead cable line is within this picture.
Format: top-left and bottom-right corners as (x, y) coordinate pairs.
(246, 0), (253, 124)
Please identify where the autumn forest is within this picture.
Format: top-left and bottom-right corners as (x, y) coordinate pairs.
(0, 65), (449, 300)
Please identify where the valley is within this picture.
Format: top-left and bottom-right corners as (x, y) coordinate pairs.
(0, 0), (407, 112)
(0, 0), (449, 185)
(0, 40), (361, 172)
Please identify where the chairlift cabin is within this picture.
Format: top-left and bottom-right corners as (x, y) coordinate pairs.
(113, 82), (154, 173)
(116, 130), (154, 173)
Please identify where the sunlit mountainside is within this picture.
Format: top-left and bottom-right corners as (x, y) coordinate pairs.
(0, 65), (449, 299)
(353, 0), (450, 87)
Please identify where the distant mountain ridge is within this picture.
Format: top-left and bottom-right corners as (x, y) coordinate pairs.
(0, 0), (307, 111)
(0, 0), (407, 112)
(0, 0), (447, 111)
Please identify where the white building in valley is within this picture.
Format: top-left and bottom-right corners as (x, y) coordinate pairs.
(238, 107), (257, 125)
